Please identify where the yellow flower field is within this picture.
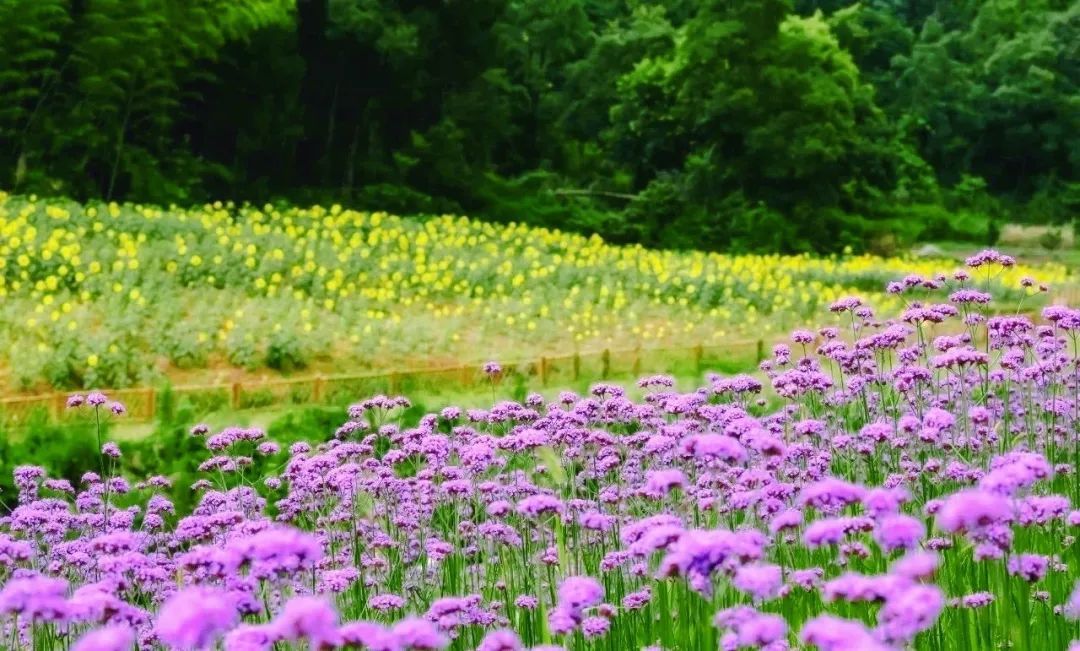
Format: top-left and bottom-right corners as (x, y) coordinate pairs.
(0, 193), (1069, 390)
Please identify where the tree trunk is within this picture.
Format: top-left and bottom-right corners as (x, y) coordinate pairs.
(343, 122), (361, 198)
(296, 0), (329, 185)
(13, 152), (26, 190)
(322, 79), (339, 186)
(106, 97), (132, 200)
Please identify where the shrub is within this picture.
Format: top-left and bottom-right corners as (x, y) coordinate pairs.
(265, 332), (308, 372)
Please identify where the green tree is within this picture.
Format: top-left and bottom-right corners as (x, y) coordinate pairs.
(0, 0), (70, 190)
(0, 0), (1074, 250)
(892, 0), (1077, 204)
(608, 1), (915, 251)
(0, 0), (290, 200)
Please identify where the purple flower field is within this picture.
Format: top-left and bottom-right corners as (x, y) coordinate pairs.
(3, 250), (1080, 650)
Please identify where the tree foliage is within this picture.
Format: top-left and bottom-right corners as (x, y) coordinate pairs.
(0, 0), (1075, 251)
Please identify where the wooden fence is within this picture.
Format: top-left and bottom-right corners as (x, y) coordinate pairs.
(0, 339), (767, 427)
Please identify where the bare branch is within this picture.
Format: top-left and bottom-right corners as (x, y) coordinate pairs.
(552, 188), (640, 201)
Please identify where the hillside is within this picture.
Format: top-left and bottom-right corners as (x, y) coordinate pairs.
(0, 193), (1068, 391)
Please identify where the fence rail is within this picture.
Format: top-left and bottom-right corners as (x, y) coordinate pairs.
(1, 292), (1067, 430)
(0, 339), (768, 427)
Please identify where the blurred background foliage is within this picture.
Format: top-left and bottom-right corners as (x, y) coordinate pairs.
(0, 0), (1076, 253)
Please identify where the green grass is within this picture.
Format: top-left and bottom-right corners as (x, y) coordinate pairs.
(1, 352), (761, 516)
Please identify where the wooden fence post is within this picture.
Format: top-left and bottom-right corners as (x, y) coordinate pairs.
(52, 392), (64, 421)
(24, 338), (784, 427)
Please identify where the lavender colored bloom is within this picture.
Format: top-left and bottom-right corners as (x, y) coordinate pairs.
(547, 606), (578, 635)
(71, 625), (135, 651)
(949, 289), (992, 304)
(877, 585), (944, 644)
(980, 452), (1052, 495)
(799, 478), (865, 512)
(579, 510), (616, 532)
(732, 563), (783, 601)
(789, 568), (824, 590)
(271, 596), (340, 647)
(1063, 582), (1080, 620)
(874, 514), (925, 552)
(155, 587), (237, 650)
(336, 622), (395, 651)
(959, 592), (995, 609)
(514, 595), (539, 610)
(642, 469), (688, 498)
(1007, 554), (1049, 582)
(368, 594), (406, 611)
(478, 630), (524, 651)
(800, 615), (888, 651)
(581, 616), (610, 638)
(891, 551), (939, 580)
(256, 441), (280, 456)
(862, 486), (909, 517)
(735, 612), (787, 647)
(557, 576), (604, 610)
(935, 489), (1012, 534)
(803, 518), (853, 548)
(391, 617), (448, 650)
(682, 434), (747, 464)
(931, 347), (989, 369)
(517, 494), (564, 518)
(621, 588), (651, 610)
(829, 297), (863, 313)
(769, 509), (803, 534)
(0, 576), (69, 622)
(638, 374), (676, 388)
(823, 573), (902, 603)
(223, 625), (274, 651)
(658, 529), (765, 595)
(973, 543), (1004, 560)
(966, 249), (1014, 268)
(226, 526), (323, 576)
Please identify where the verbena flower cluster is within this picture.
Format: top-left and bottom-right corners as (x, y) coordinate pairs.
(2, 251), (1080, 650)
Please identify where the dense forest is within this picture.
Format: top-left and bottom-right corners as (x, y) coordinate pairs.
(0, 0), (1076, 252)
